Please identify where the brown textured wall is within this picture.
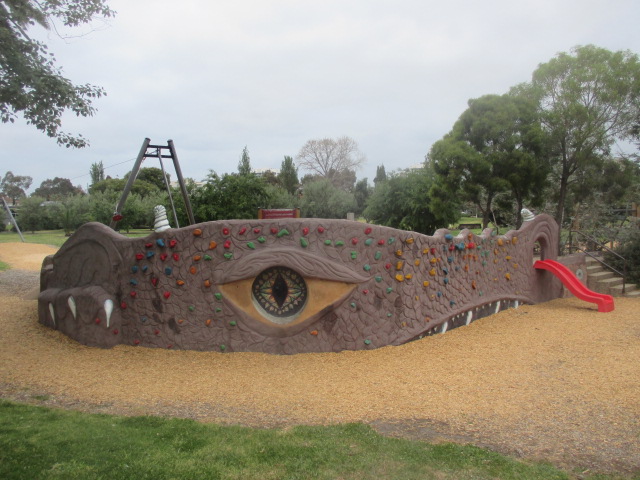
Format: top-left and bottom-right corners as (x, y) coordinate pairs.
(39, 214), (562, 354)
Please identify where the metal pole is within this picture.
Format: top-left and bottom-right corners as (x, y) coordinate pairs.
(167, 139), (195, 225)
(2, 197), (25, 242)
(157, 148), (180, 229)
(110, 138), (150, 229)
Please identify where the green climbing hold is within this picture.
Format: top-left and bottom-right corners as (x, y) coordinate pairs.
(324, 239), (332, 246)
(300, 238), (309, 248)
(374, 251), (382, 260)
(277, 229), (290, 238)
(204, 254), (212, 261)
(247, 242), (256, 249)
(224, 253), (233, 260)
(364, 339), (371, 345)
(214, 292), (223, 301)
(386, 287), (393, 294)
(364, 238), (373, 246)
(388, 237), (395, 244)
(215, 307), (222, 313)
(363, 264), (371, 272)
(258, 236), (266, 243)
(188, 305), (195, 312)
(220, 345), (226, 351)
(229, 321), (237, 326)
(375, 276), (382, 283)
(351, 251), (357, 259)
(335, 240), (345, 247)
(350, 302), (356, 308)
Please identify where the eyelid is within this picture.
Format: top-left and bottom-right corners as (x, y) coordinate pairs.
(212, 248), (370, 285)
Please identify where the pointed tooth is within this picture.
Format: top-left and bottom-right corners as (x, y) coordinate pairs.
(48, 303), (56, 326)
(67, 296), (77, 319)
(104, 299), (113, 328)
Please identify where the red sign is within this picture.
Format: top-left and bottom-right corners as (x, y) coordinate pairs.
(258, 208), (300, 219)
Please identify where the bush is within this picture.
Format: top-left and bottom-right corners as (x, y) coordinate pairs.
(604, 225), (640, 286)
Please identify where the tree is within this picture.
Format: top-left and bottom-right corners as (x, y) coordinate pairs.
(353, 178), (371, 216)
(295, 136), (365, 188)
(299, 179), (356, 219)
(278, 156), (299, 195)
(33, 177), (83, 200)
(131, 167), (169, 191)
(238, 146), (252, 175)
(364, 168), (455, 234)
(373, 164), (387, 185)
(89, 161), (105, 186)
(521, 45), (640, 228)
(428, 93), (547, 228)
(1, 171), (32, 205)
(191, 172), (268, 221)
(0, 0), (115, 147)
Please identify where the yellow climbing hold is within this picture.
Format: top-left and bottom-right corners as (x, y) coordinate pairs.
(405, 274), (413, 280)
(429, 268), (436, 276)
(414, 259), (421, 266)
(505, 273), (511, 280)
(396, 261), (404, 270)
(395, 274), (405, 282)
(406, 237), (414, 244)
(497, 238), (504, 246)
(423, 281), (430, 287)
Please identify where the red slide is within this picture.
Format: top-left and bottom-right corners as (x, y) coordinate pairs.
(534, 259), (615, 312)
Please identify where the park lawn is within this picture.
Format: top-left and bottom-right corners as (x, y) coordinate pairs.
(0, 229), (154, 249)
(0, 400), (604, 480)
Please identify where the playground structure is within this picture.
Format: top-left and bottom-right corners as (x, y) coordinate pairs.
(38, 213), (613, 354)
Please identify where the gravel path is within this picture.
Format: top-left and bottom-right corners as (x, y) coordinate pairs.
(0, 242), (639, 475)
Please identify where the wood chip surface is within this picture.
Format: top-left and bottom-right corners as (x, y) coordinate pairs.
(0, 242), (639, 475)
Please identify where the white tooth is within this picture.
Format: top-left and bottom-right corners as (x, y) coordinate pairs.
(441, 321), (448, 334)
(495, 301), (501, 314)
(104, 299), (113, 328)
(515, 300), (519, 309)
(48, 303), (56, 326)
(68, 296), (77, 319)
(466, 311), (473, 325)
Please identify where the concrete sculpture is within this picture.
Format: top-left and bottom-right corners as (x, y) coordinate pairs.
(39, 214), (567, 354)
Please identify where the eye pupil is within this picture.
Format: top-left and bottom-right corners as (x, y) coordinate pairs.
(272, 273), (289, 308)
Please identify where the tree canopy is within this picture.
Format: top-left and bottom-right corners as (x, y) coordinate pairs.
(520, 45), (640, 227)
(278, 155), (299, 195)
(238, 146), (252, 175)
(33, 176), (83, 200)
(295, 136), (365, 188)
(1, 170), (32, 204)
(0, 0), (115, 147)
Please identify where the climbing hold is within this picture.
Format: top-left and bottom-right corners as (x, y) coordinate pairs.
(130, 279), (138, 286)
(310, 330), (318, 335)
(224, 253), (233, 260)
(335, 240), (345, 246)
(365, 238), (373, 246)
(317, 226), (325, 233)
(204, 280), (211, 288)
(277, 229), (290, 238)
(222, 227), (230, 235)
(239, 227), (247, 235)
(151, 277), (159, 287)
(364, 227), (372, 234)
(165, 267), (172, 275)
(258, 236), (266, 243)
(351, 237), (359, 245)
(414, 259), (421, 266)
(160, 253), (168, 261)
(230, 321), (237, 326)
(396, 261), (403, 270)
(423, 281), (430, 287)
(429, 268), (436, 276)
(406, 237), (414, 244)
(220, 345), (226, 351)
(375, 276), (382, 283)
(163, 291), (171, 299)
(169, 239), (178, 248)
(131, 266), (139, 273)
(395, 274), (405, 282)
(364, 339), (371, 345)
(253, 228), (261, 234)
(130, 291), (137, 298)
(444, 233), (453, 241)
(156, 239), (165, 248)
(145, 242), (153, 249)
(374, 251), (382, 260)
(350, 251), (357, 259)
(223, 240), (231, 249)
(189, 305), (195, 312)
(300, 238), (308, 248)
(388, 237), (395, 244)
(214, 293), (223, 300)
(194, 254), (202, 261)
(247, 242), (256, 249)
(146, 251), (154, 259)
(205, 319), (212, 326)
(209, 241), (217, 249)
(302, 227), (310, 236)
(193, 228), (202, 236)
(190, 266), (197, 275)
(204, 254), (212, 261)
(176, 280), (185, 286)
(324, 239), (332, 246)
(386, 287), (393, 293)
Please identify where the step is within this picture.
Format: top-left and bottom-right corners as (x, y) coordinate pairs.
(587, 270), (615, 289)
(610, 283), (639, 297)
(595, 277), (625, 295)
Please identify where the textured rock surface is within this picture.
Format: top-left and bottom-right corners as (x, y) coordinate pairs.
(38, 215), (562, 353)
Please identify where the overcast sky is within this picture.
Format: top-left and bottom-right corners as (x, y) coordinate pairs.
(3, 0), (640, 193)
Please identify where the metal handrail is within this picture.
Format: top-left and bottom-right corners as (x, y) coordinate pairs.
(568, 230), (627, 294)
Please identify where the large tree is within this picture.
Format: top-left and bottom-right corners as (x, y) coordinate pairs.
(429, 93), (548, 228)
(89, 161), (105, 186)
(295, 136), (365, 188)
(520, 45), (640, 228)
(278, 155), (299, 195)
(33, 176), (83, 200)
(238, 146), (252, 175)
(192, 172), (268, 221)
(0, 0), (114, 147)
(1, 170), (32, 204)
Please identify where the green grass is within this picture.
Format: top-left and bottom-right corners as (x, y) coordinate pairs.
(0, 228), (154, 248)
(0, 400), (631, 480)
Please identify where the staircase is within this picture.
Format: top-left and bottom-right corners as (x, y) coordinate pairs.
(585, 256), (640, 298)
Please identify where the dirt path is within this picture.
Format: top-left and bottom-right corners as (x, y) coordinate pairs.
(1, 242), (639, 475)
